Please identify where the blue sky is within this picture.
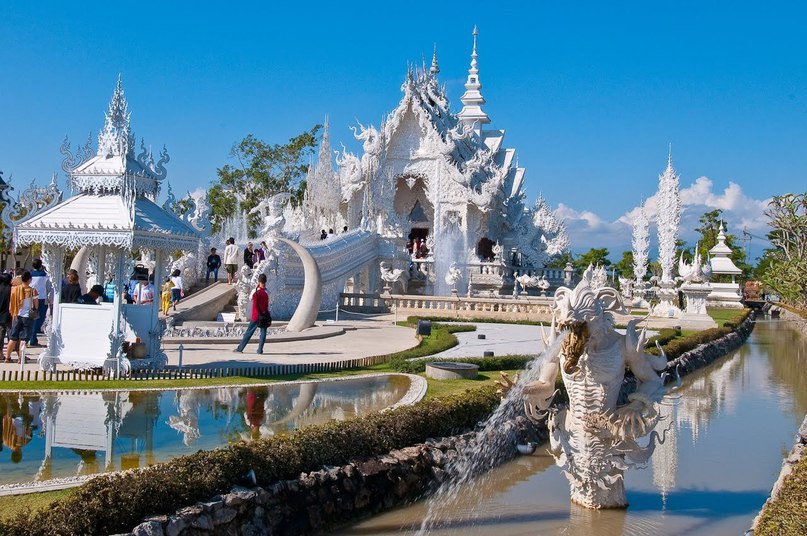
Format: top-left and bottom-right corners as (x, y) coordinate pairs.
(1, 1), (804, 259)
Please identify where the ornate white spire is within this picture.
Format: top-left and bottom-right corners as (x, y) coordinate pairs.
(632, 201), (650, 283)
(97, 74), (134, 158)
(430, 44), (440, 75)
(458, 25), (491, 133)
(656, 148), (681, 283)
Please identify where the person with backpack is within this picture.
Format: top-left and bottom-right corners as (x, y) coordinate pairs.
(28, 259), (52, 347)
(6, 271), (38, 363)
(233, 273), (270, 354)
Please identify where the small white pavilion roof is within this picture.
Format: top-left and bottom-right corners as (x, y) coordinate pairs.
(15, 194), (199, 252)
(708, 224), (742, 275)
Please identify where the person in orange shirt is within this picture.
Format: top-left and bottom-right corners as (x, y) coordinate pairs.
(6, 271), (39, 363)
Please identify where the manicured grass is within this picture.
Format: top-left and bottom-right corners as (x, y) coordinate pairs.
(755, 453), (807, 535)
(707, 308), (744, 326)
(423, 369), (521, 398)
(0, 488), (75, 522)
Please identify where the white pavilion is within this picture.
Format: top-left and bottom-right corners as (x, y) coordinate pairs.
(14, 77), (200, 372)
(706, 223), (744, 308)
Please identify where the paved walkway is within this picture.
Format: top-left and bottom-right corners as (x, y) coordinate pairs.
(434, 323), (547, 358)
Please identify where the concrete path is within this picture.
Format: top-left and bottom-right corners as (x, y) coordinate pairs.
(170, 282), (236, 322)
(433, 323), (546, 358)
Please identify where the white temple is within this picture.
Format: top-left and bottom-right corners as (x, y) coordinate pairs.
(292, 27), (568, 297)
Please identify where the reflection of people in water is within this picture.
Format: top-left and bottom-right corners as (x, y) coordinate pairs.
(1, 396), (39, 463)
(244, 389), (268, 440)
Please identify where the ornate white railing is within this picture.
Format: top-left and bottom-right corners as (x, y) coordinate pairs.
(382, 293), (553, 321)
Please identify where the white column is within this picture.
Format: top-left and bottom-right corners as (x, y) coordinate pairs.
(111, 248), (124, 366)
(149, 249), (163, 359)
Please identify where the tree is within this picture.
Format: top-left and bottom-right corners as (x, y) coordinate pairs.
(761, 193), (807, 307)
(693, 209), (752, 278)
(573, 248), (611, 273)
(613, 251), (635, 281)
(545, 251), (573, 269)
(208, 126), (322, 235)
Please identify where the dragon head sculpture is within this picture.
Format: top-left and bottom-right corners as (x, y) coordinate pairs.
(551, 265), (626, 374)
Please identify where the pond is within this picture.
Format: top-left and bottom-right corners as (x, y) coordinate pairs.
(0, 374), (412, 487)
(346, 320), (807, 535)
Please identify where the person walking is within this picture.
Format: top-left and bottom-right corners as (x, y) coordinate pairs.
(206, 247), (221, 284)
(223, 238), (239, 285)
(6, 271), (38, 363)
(28, 259), (52, 347)
(170, 269), (185, 312)
(233, 273), (270, 354)
(243, 242), (255, 270)
(160, 277), (174, 315)
(0, 274), (11, 362)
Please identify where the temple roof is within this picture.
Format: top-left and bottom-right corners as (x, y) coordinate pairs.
(708, 223), (742, 275)
(15, 193), (199, 252)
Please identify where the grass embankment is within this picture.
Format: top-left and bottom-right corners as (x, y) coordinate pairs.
(644, 308), (752, 361)
(777, 303), (807, 320)
(755, 449), (807, 535)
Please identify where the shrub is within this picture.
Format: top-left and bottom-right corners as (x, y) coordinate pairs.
(0, 387), (500, 536)
(385, 323), (475, 371)
(393, 354), (535, 374)
(645, 309), (751, 360)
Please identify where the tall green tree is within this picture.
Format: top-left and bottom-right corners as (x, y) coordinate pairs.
(612, 251), (635, 281)
(573, 248), (611, 273)
(760, 193), (807, 307)
(693, 208), (751, 277)
(209, 126), (322, 234)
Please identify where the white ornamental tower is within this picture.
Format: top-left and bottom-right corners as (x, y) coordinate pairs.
(457, 26), (491, 135)
(632, 201), (650, 284)
(652, 148), (682, 318)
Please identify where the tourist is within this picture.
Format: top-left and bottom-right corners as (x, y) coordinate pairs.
(133, 276), (154, 305)
(6, 271), (38, 363)
(254, 241), (268, 264)
(170, 269), (185, 312)
(28, 259), (52, 347)
(103, 274), (116, 303)
(243, 242), (255, 269)
(0, 273), (11, 362)
(342, 225), (348, 233)
(320, 229), (327, 240)
(328, 228), (334, 236)
(206, 247), (221, 284)
(62, 271), (82, 303)
(224, 237), (239, 284)
(233, 273), (270, 354)
(77, 284), (105, 305)
(160, 277), (174, 315)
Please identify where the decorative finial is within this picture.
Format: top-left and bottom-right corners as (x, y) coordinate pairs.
(458, 25), (490, 129)
(430, 44), (440, 75)
(667, 143), (673, 167)
(471, 25), (479, 71)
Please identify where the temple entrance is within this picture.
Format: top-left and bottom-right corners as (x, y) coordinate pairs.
(477, 237), (495, 261)
(407, 228), (429, 257)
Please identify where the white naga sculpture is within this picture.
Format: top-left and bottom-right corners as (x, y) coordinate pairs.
(444, 262), (462, 292)
(516, 267), (668, 508)
(380, 261), (409, 293)
(677, 249), (712, 285)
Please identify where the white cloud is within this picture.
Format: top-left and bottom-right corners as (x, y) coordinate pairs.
(559, 177), (771, 257)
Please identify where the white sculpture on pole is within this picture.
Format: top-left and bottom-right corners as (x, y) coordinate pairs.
(652, 149), (682, 318)
(444, 262), (462, 294)
(631, 201), (650, 307)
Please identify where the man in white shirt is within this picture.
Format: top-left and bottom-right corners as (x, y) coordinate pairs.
(223, 237), (239, 285)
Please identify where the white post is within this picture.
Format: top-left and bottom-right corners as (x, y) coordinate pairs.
(112, 249), (125, 378)
(150, 249), (163, 360)
(178, 343), (184, 368)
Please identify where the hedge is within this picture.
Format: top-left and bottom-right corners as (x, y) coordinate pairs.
(391, 354), (534, 374)
(646, 309), (752, 361)
(0, 387), (501, 536)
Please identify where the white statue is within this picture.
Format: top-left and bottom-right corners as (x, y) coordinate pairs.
(677, 249), (712, 285)
(444, 262), (462, 291)
(380, 261), (409, 293)
(590, 264), (608, 290)
(508, 266), (668, 509)
(618, 276), (634, 302)
(249, 192), (291, 238)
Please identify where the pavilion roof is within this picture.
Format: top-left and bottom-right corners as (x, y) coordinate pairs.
(14, 193), (199, 252)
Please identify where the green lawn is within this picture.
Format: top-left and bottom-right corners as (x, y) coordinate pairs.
(707, 308), (743, 326)
(0, 488), (75, 522)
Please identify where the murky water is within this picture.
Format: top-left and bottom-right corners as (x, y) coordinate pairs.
(0, 375), (410, 486)
(346, 320), (807, 535)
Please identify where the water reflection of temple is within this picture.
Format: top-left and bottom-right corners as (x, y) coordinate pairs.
(41, 391), (159, 478)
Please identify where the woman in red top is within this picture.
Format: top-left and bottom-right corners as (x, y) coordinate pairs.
(234, 274), (270, 354)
